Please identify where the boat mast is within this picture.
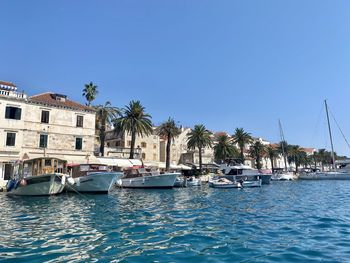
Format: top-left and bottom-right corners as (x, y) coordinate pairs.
(324, 100), (336, 170)
(279, 119), (288, 171)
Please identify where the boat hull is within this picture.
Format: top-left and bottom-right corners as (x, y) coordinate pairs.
(117, 173), (178, 188)
(69, 172), (123, 193)
(242, 179), (262, 188)
(7, 174), (65, 196)
(299, 172), (350, 180)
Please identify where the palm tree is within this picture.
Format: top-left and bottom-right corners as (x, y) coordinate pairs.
(232, 128), (253, 164)
(95, 101), (120, 156)
(114, 100), (153, 159)
(249, 141), (266, 170)
(83, 82), (98, 106)
(213, 134), (238, 163)
(266, 145), (278, 172)
(288, 145), (303, 173)
(187, 124), (213, 171)
(156, 118), (181, 171)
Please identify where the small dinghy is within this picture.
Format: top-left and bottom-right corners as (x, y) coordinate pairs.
(209, 178), (242, 188)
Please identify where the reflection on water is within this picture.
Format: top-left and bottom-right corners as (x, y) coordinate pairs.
(1, 181), (350, 262)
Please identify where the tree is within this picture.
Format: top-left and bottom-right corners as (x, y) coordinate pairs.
(249, 141), (266, 170)
(95, 101), (119, 156)
(288, 145), (303, 173)
(266, 145), (278, 172)
(156, 118), (181, 171)
(232, 128), (253, 164)
(213, 134), (239, 163)
(114, 100), (153, 159)
(83, 82), (98, 106)
(187, 124), (213, 171)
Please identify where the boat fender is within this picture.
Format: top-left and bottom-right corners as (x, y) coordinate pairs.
(116, 179), (122, 187)
(61, 175), (66, 185)
(76, 178), (80, 187)
(20, 179), (27, 186)
(67, 177), (75, 185)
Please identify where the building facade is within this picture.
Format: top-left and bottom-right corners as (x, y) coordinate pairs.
(0, 81), (96, 186)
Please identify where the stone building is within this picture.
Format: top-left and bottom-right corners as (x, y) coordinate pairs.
(0, 81), (96, 186)
(104, 126), (215, 166)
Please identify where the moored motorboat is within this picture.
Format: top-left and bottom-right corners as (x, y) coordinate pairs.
(115, 168), (178, 189)
(209, 177), (242, 188)
(187, 177), (201, 186)
(6, 157), (69, 196)
(220, 163), (270, 185)
(271, 172), (295, 181)
(68, 164), (123, 193)
(174, 176), (187, 187)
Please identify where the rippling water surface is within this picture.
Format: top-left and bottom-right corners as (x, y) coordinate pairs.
(1, 181), (350, 262)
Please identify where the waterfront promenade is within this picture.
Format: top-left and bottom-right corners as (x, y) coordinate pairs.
(1, 181), (349, 262)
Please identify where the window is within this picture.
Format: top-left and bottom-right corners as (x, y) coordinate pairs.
(41, 110), (50, 123)
(153, 144), (157, 149)
(127, 141), (131, 146)
(142, 153), (146, 159)
(141, 142), (147, 148)
(39, 134), (48, 148)
(6, 133), (16, 146)
(76, 115), (84, 127)
(75, 138), (83, 150)
(115, 141), (121, 147)
(5, 106), (21, 120)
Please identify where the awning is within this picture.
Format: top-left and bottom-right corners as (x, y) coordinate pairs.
(129, 159), (142, 166)
(97, 157), (133, 167)
(65, 155), (93, 165)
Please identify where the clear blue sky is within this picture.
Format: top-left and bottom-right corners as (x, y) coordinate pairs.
(1, 0), (350, 155)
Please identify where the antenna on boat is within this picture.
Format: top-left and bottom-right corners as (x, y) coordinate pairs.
(324, 100), (336, 170)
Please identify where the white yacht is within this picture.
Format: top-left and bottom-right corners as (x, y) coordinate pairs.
(220, 163), (269, 186)
(68, 164), (123, 193)
(115, 168), (178, 189)
(6, 158), (69, 196)
(299, 160), (350, 180)
(299, 100), (350, 181)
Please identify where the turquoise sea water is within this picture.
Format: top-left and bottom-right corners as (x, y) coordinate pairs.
(1, 181), (350, 262)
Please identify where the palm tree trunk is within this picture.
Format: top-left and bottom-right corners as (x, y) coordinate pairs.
(166, 134), (171, 171)
(130, 130), (136, 159)
(240, 147), (244, 164)
(99, 118), (106, 157)
(270, 157), (274, 173)
(198, 146), (202, 172)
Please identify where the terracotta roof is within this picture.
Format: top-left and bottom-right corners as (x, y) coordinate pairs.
(29, 92), (94, 112)
(0, 80), (16, 87)
(301, 147), (316, 153)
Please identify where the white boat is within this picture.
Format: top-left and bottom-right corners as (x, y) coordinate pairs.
(209, 177), (242, 188)
(6, 158), (68, 196)
(299, 101), (350, 180)
(271, 171), (295, 181)
(241, 178), (262, 187)
(116, 168), (178, 189)
(187, 177), (201, 186)
(299, 161), (350, 180)
(220, 163), (268, 186)
(68, 164), (123, 193)
(174, 176), (187, 187)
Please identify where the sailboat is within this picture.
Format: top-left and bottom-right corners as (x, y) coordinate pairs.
(299, 100), (350, 180)
(271, 120), (295, 181)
